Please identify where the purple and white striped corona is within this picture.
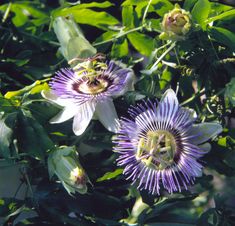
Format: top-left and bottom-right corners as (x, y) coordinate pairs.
(42, 56), (135, 136)
(115, 89), (222, 195)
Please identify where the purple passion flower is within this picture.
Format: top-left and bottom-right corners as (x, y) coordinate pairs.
(42, 58), (135, 136)
(115, 89), (222, 195)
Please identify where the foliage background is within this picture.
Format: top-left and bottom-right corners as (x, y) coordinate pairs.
(0, 0), (235, 225)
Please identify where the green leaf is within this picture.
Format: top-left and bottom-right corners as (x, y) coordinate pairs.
(52, 1), (113, 16)
(94, 30), (118, 45)
(143, 194), (198, 222)
(73, 9), (119, 30)
(0, 115), (13, 158)
(191, 0), (211, 26)
(122, 5), (135, 28)
(127, 32), (155, 56)
(4, 80), (45, 99)
(208, 26), (235, 51)
(225, 77), (235, 106)
(11, 5), (28, 27)
(122, 0), (146, 6)
(97, 169), (123, 182)
(183, 0), (198, 11)
(135, 0), (173, 18)
(68, 1), (114, 9)
(147, 18), (161, 32)
(0, 3), (48, 27)
(111, 38), (129, 58)
(159, 68), (172, 90)
(54, 8), (119, 30)
(17, 111), (53, 160)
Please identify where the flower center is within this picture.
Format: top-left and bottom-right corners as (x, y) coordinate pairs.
(136, 130), (176, 170)
(71, 59), (111, 95)
(77, 77), (110, 94)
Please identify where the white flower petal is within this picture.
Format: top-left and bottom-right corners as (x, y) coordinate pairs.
(114, 69), (136, 97)
(72, 101), (96, 136)
(188, 122), (222, 144)
(50, 106), (77, 124)
(160, 88), (179, 107)
(96, 99), (120, 133)
(157, 89), (179, 127)
(41, 90), (69, 107)
(182, 107), (197, 120)
(198, 143), (211, 153)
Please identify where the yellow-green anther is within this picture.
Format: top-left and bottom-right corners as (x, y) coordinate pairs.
(135, 130), (176, 170)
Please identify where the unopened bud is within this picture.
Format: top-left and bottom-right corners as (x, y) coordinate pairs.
(160, 5), (192, 41)
(48, 146), (89, 195)
(53, 16), (96, 62)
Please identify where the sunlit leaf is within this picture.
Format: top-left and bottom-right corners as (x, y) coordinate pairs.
(122, 5), (135, 28)
(208, 26), (235, 51)
(127, 31), (155, 56)
(53, 8), (119, 30)
(111, 38), (129, 58)
(191, 0), (211, 26)
(97, 169), (123, 182)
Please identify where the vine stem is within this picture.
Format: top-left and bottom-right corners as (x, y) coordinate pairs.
(93, 26), (143, 47)
(149, 41), (172, 62)
(93, 0), (154, 47)
(142, 0), (153, 25)
(0, 26), (60, 46)
(149, 41), (176, 72)
(2, 2), (12, 23)
(180, 88), (206, 106)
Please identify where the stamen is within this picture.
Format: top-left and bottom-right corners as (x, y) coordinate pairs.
(136, 130), (176, 170)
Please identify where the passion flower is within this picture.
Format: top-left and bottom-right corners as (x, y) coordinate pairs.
(115, 89), (222, 195)
(160, 5), (192, 41)
(42, 56), (135, 136)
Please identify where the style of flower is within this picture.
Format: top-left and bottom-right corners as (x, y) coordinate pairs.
(159, 4), (192, 41)
(42, 55), (135, 136)
(115, 89), (222, 195)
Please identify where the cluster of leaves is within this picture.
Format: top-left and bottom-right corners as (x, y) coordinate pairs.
(0, 0), (235, 225)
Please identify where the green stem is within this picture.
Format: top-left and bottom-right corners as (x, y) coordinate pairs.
(180, 89), (206, 106)
(0, 26), (60, 46)
(174, 46), (181, 65)
(208, 34), (220, 60)
(93, 26), (143, 47)
(210, 88), (225, 101)
(24, 169), (34, 198)
(2, 2), (12, 23)
(142, 0), (153, 25)
(151, 41), (172, 61)
(204, 9), (235, 25)
(150, 42), (176, 72)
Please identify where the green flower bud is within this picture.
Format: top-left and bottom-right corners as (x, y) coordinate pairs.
(48, 146), (89, 195)
(53, 16), (96, 62)
(160, 5), (192, 41)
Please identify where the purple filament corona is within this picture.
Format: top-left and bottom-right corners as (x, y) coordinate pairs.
(49, 61), (131, 104)
(114, 92), (209, 195)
